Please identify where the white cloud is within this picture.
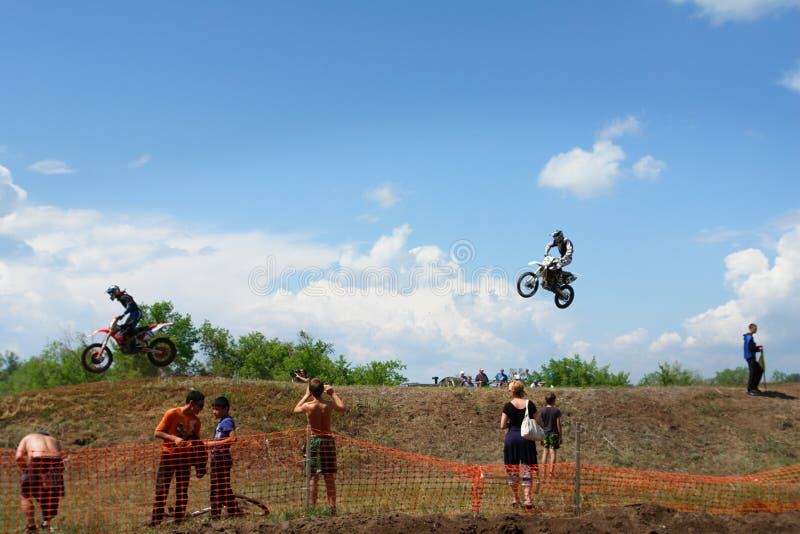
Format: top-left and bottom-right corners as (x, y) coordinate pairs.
(128, 153), (152, 169)
(538, 115), (663, 198)
(780, 62), (800, 94)
(723, 248), (770, 289)
(649, 332), (682, 353)
(600, 241), (800, 374)
(680, 223), (800, 371)
(598, 115), (641, 140)
(672, 0), (800, 23)
(633, 155), (667, 180)
(363, 184), (400, 208)
(613, 327), (649, 348)
(0, 203), (573, 381)
(538, 140), (626, 198)
(0, 164), (28, 215)
(571, 340), (592, 354)
(340, 224), (413, 270)
(29, 159), (75, 175)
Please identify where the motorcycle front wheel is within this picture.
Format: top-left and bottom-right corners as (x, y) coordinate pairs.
(554, 284), (575, 309)
(81, 343), (113, 373)
(516, 272), (539, 298)
(147, 337), (177, 367)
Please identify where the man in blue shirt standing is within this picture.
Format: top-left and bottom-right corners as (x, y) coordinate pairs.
(743, 323), (764, 396)
(494, 368), (509, 387)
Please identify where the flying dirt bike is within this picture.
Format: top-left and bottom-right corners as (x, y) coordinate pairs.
(81, 317), (177, 373)
(516, 256), (577, 309)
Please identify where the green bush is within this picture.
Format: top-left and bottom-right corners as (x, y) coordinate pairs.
(537, 354), (630, 387)
(639, 361), (703, 386)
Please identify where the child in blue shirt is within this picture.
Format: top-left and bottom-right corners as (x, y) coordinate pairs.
(208, 396), (242, 518)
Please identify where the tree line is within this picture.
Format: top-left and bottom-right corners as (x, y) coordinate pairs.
(0, 301), (407, 394)
(509, 354), (799, 388)
(2, 302), (797, 393)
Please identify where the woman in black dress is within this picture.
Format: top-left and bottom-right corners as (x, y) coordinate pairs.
(500, 380), (541, 508)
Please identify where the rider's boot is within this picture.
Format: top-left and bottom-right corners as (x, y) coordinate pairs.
(549, 270), (566, 300)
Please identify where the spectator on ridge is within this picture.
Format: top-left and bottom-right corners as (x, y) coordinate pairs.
(494, 368), (509, 387)
(475, 368), (490, 387)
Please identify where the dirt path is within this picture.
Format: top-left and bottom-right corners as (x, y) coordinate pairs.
(169, 504), (800, 533)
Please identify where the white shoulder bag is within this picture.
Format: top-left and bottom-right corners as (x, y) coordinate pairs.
(520, 400), (545, 441)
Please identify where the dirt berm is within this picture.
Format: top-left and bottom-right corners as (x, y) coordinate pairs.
(2, 377), (797, 475)
(171, 504), (800, 533)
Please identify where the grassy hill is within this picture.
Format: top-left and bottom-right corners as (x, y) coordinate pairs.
(1, 377), (797, 476)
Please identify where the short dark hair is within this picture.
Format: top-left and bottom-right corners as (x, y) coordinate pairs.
(186, 389), (205, 404)
(749, 323), (757, 330)
(545, 393), (556, 405)
(309, 378), (324, 398)
(212, 396), (230, 409)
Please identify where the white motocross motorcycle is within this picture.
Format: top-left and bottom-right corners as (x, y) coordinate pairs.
(516, 256), (577, 309)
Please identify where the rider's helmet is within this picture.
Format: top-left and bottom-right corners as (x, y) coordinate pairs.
(106, 285), (120, 300)
(551, 230), (564, 244)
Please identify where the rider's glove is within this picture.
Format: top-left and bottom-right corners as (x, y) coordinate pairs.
(115, 315), (122, 321)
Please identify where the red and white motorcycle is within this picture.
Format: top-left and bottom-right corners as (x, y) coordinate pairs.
(81, 317), (177, 373)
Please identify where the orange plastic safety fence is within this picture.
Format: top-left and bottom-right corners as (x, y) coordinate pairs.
(1, 430), (798, 533)
(478, 462), (800, 516)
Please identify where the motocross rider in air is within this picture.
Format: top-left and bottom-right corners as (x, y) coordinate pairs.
(543, 230), (576, 296)
(106, 285), (142, 350)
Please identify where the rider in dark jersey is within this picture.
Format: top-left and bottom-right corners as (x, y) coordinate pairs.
(106, 285), (142, 347)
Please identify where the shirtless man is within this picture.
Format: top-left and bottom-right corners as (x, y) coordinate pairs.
(15, 431), (65, 532)
(293, 378), (347, 512)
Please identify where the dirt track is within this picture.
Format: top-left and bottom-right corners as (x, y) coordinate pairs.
(169, 504), (800, 533)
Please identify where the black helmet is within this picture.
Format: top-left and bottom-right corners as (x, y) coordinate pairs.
(106, 285), (120, 300)
(551, 230), (564, 243)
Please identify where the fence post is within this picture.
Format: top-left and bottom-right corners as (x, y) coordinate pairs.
(305, 425), (311, 510)
(470, 467), (485, 515)
(574, 421), (581, 516)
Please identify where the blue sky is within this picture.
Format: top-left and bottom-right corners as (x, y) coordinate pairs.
(1, 1), (799, 382)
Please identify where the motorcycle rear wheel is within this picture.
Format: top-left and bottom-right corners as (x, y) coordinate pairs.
(516, 272), (539, 298)
(554, 284), (575, 309)
(147, 337), (177, 367)
(81, 343), (113, 373)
